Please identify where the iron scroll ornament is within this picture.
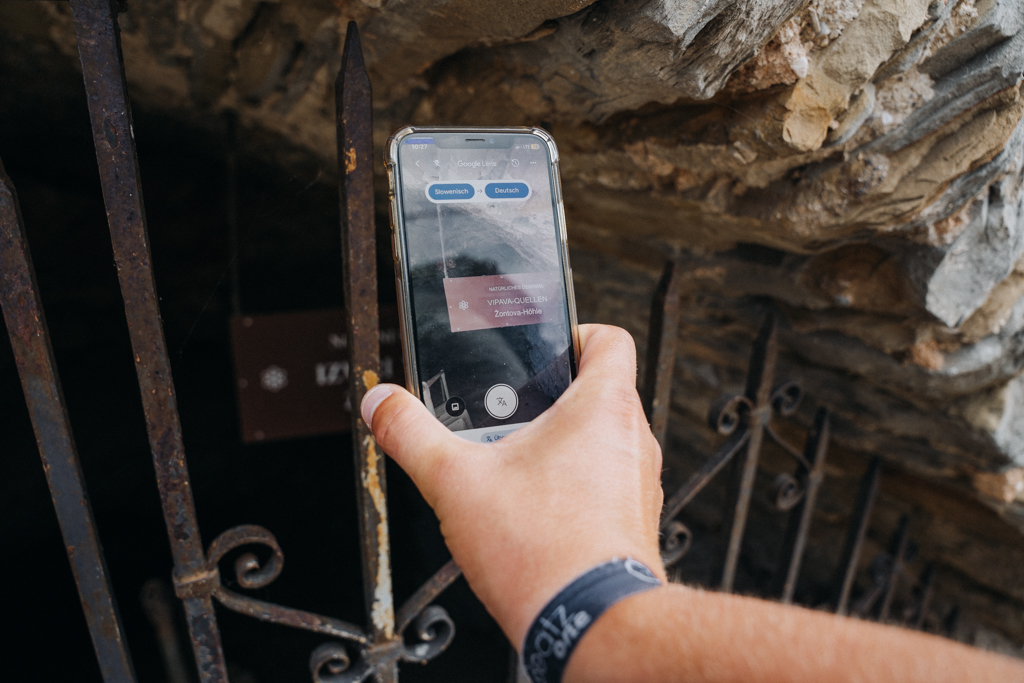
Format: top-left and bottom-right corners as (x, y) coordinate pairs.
(658, 375), (815, 564)
(170, 524), (460, 682)
(655, 313), (831, 599)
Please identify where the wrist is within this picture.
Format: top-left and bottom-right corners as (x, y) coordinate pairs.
(561, 585), (676, 683)
(519, 558), (663, 683)
(490, 544), (665, 648)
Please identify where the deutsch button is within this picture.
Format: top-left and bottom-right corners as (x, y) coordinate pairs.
(484, 384), (518, 420)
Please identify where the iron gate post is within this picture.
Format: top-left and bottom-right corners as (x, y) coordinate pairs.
(719, 315), (778, 591)
(834, 457), (881, 615)
(641, 259), (683, 452)
(772, 407), (831, 603)
(67, 0), (230, 678)
(336, 22), (394, 666)
(0, 156), (138, 683)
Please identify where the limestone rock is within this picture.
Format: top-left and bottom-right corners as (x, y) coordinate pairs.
(360, 0), (599, 102)
(908, 131), (1024, 329)
(974, 467), (1024, 504)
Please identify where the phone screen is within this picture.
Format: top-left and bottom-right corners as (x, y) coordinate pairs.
(394, 131), (576, 443)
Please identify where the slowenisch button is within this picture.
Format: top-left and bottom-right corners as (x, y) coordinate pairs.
(484, 182), (529, 199)
(428, 183), (475, 201)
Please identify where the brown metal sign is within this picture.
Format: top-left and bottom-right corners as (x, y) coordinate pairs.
(230, 307), (403, 442)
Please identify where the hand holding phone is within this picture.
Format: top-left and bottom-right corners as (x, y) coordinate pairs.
(386, 127), (580, 443)
(359, 323), (666, 647)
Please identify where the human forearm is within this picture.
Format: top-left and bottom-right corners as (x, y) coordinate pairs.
(361, 324), (1022, 683)
(566, 584), (1024, 683)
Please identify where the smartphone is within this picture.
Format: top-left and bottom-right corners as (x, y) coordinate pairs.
(385, 127), (580, 443)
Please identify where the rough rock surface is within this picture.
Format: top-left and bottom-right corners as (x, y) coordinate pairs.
(3, 0), (1024, 655)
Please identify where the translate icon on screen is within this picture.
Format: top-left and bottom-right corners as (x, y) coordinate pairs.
(484, 384), (518, 419)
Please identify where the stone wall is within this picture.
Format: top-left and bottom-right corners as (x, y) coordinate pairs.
(3, 0), (1023, 656)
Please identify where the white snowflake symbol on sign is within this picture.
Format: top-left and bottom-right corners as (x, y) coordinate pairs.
(459, 300), (469, 310)
(259, 365), (288, 392)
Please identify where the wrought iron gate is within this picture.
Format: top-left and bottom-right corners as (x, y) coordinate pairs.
(1, 4), (456, 682)
(647, 261), (946, 627)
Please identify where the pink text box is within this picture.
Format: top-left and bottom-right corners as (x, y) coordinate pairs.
(443, 272), (564, 332)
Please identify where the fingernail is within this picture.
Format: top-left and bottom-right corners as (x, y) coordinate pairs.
(361, 384), (394, 426)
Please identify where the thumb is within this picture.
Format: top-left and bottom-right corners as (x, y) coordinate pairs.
(360, 383), (463, 503)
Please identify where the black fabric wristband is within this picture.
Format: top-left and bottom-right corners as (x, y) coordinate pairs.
(521, 558), (662, 683)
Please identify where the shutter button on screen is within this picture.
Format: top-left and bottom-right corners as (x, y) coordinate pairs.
(484, 384), (518, 420)
(445, 396), (465, 417)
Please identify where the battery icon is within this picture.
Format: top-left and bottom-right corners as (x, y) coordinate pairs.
(531, 144), (540, 149)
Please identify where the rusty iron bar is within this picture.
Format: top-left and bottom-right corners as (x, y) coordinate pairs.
(332, 21), (461, 681)
(878, 514), (911, 622)
(0, 158), (138, 683)
(394, 559), (462, 636)
(336, 17), (393, 655)
(641, 259), (682, 450)
(718, 313), (779, 591)
(911, 563), (936, 629)
(851, 513), (911, 619)
(942, 605), (960, 638)
(658, 428), (748, 567)
(834, 457), (881, 615)
(67, 1), (229, 679)
(660, 430), (750, 531)
(772, 407), (831, 603)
